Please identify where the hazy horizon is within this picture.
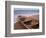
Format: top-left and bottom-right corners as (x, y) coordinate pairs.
(14, 8), (39, 15)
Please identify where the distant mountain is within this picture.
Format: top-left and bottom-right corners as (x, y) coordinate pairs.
(14, 10), (39, 14)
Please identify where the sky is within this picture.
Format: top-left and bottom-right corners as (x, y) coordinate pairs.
(14, 8), (39, 10)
